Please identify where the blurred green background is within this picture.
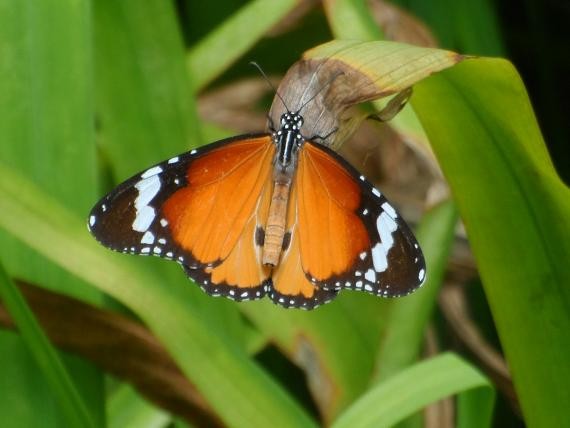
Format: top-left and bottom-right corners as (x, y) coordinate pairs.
(0, 1), (568, 427)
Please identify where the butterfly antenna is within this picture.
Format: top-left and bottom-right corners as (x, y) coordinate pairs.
(296, 71), (345, 115)
(249, 61), (290, 112)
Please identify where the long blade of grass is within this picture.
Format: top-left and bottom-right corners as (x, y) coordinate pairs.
(323, 0), (383, 40)
(0, 264), (96, 428)
(241, 295), (390, 422)
(0, 163), (316, 428)
(374, 200), (459, 381)
(332, 353), (495, 428)
(107, 384), (170, 428)
(94, 0), (249, 348)
(187, 0), (298, 90)
(94, 0), (202, 177)
(412, 58), (570, 427)
(0, 1), (103, 425)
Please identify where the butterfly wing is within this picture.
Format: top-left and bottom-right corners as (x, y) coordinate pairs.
(88, 134), (275, 301)
(269, 183), (338, 309)
(295, 141), (426, 297)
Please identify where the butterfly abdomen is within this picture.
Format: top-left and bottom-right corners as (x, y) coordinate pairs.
(262, 180), (292, 266)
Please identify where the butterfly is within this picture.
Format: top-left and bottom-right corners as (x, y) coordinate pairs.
(88, 107), (426, 309)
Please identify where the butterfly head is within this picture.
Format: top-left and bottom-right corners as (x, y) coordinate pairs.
(279, 112), (304, 130)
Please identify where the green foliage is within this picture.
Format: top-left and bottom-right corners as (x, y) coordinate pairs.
(332, 353), (495, 428)
(412, 59), (570, 427)
(0, 264), (96, 428)
(0, 1), (566, 427)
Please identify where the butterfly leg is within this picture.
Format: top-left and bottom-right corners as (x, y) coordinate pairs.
(305, 127), (338, 144)
(369, 87), (413, 122)
(267, 113), (277, 133)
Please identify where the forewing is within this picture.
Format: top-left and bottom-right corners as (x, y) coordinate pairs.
(88, 134), (274, 300)
(296, 141), (426, 298)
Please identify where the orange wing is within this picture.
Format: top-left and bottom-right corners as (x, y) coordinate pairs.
(270, 182), (338, 309)
(89, 134), (275, 301)
(269, 141), (425, 307)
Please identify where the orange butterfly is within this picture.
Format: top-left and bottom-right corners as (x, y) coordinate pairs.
(88, 109), (425, 309)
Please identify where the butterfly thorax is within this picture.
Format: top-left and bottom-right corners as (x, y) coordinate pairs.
(274, 112), (304, 173)
(263, 112), (304, 267)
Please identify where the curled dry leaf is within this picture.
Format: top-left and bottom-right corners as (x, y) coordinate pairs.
(269, 40), (463, 150)
(0, 281), (223, 428)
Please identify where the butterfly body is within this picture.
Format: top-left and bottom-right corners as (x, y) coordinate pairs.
(88, 111), (426, 309)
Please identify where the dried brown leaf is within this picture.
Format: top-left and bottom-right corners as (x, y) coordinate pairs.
(0, 281), (223, 428)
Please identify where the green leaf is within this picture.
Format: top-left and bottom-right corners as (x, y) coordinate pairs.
(94, 0), (202, 178)
(108, 384), (170, 428)
(412, 58), (570, 427)
(332, 353), (495, 428)
(322, 0), (383, 41)
(391, 0), (505, 56)
(241, 296), (390, 421)
(0, 1), (103, 425)
(374, 200), (458, 381)
(0, 264), (96, 428)
(94, 0), (249, 350)
(0, 0), (101, 304)
(187, 0), (298, 90)
(0, 163), (316, 428)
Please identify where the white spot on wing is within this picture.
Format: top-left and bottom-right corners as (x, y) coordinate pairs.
(381, 202), (398, 218)
(132, 206), (155, 232)
(168, 156), (179, 164)
(365, 269), (376, 282)
(371, 212), (398, 272)
(160, 218), (168, 227)
(372, 243), (388, 272)
(141, 166), (163, 179)
(190, 149), (197, 155)
(377, 212), (398, 252)
(372, 187), (381, 197)
(89, 215), (96, 227)
(359, 251), (367, 260)
(141, 231), (155, 244)
(133, 175), (161, 232)
(419, 268), (426, 282)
